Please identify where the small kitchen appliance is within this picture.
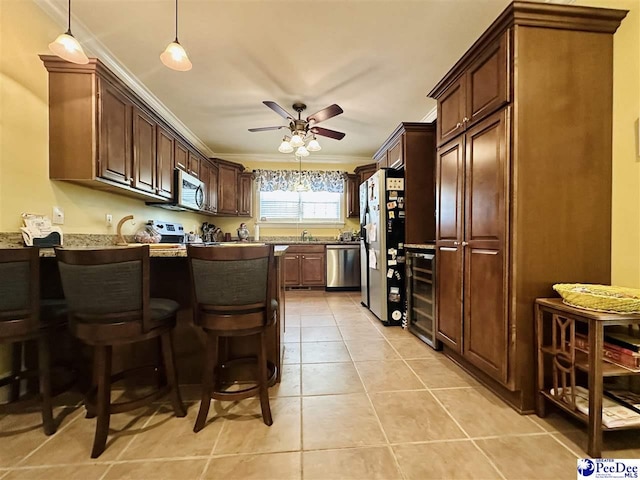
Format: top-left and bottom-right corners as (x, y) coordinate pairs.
(147, 220), (185, 243)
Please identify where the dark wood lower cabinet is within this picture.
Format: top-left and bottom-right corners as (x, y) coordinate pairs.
(283, 246), (326, 287)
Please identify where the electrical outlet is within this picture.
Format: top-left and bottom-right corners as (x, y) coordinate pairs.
(106, 214), (113, 227)
(52, 206), (64, 225)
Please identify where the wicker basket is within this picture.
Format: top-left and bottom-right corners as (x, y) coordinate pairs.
(553, 284), (640, 314)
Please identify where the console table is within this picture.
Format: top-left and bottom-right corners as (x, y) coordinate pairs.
(535, 298), (640, 457)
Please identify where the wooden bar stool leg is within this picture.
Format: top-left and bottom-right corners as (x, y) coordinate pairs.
(91, 345), (112, 459)
(258, 331), (273, 426)
(194, 331), (217, 433)
(160, 332), (186, 417)
(85, 349), (101, 419)
(10, 342), (23, 402)
(37, 336), (55, 435)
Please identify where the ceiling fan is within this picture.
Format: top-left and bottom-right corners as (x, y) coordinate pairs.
(248, 101), (346, 156)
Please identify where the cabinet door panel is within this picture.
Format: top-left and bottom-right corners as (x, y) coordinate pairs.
(156, 127), (174, 199)
(98, 82), (131, 185)
(301, 254), (326, 286)
(284, 254), (301, 286)
(199, 161), (211, 211)
(435, 246), (463, 352)
(463, 109), (509, 385)
(132, 108), (156, 194)
(175, 141), (188, 171)
(346, 174), (359, 218)
(188, 152), (200, 178)
(465, 109), (508, 247)
(463, 248), (508, 383)
(209, 163), (219, 214)
(437, 77), (466, 146)
(467, 32), (509, 126)
(436, 137), (464, 243)
(239, 173), (253, 216)
(218, 164), (239, 215)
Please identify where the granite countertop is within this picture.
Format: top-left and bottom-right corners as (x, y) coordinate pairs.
(34, 244), (289, 258)
(405, 243), (436, 250)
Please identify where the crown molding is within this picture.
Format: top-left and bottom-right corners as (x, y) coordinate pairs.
(420, 105), (438, 123)
(217, 153), (374, 165)
(34, 0), (216, 158)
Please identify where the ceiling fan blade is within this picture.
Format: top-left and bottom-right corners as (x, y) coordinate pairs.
(311, 126), (346, 140)
(248, 126), (285, 132)
(263, 101), (295, 121)
(307, 104), (343, 125)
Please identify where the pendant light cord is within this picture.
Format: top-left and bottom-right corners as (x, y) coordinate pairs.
(174, 0), (179, 42)
(66, 0), (72, 35)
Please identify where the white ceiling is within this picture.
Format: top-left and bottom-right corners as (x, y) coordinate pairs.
(40, 0), (520, 162)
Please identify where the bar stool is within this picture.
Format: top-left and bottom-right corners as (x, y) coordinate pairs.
(55, 246), (186, 458)
(0, 248), (67, 435)
(187, 244), (277, 432)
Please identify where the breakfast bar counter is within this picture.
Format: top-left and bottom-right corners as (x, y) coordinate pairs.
(35, 244), (289, 386)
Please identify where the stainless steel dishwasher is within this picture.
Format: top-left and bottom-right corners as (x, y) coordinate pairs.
(326, 244), (361, 290)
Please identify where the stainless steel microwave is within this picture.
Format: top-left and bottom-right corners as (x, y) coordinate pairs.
(147, 168), (204, 212)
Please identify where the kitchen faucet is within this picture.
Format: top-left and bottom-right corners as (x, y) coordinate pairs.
(301, 230), (309, 242)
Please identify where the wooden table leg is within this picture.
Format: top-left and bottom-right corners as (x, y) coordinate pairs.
(588, 321), (604, 458)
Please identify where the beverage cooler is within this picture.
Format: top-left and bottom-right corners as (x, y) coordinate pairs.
(406, 248), (440, 349)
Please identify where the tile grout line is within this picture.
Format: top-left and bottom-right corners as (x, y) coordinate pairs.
(198, 405), (228, 480)
(381, 332), (509, 480)
(14, 406), (87, 467)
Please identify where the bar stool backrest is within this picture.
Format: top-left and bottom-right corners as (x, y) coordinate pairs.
(55, 246), (153, 334)
(0, 248), (39, 337)
(187, 245), (275, 332)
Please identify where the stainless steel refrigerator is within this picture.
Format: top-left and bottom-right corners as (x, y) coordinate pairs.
(359, 169), (406, 326)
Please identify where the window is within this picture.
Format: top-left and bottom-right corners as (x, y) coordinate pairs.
(259, 190), (342, 223)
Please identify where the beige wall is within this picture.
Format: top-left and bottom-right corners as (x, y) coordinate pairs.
(576, 0), (640, 288)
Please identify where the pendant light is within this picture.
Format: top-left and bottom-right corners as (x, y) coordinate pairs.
(161, 0), (192, 72)
(48, 0), (89, 65)
(278, 136), (293, 153)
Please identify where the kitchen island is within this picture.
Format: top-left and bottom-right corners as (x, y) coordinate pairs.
(34, 244), (289, 386)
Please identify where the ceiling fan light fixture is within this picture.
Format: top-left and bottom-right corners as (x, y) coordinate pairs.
(278, 138), (293, 153)
(161, 0), (192, 71)
(290, 133), (304, 148)
(307, 137), (321, 152)
(296, 146), (310, 157)
(48, 0), (89, 64)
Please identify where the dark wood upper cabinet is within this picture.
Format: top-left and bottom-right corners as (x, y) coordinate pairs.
(98, 80), (132, 186)
(346, 174), (359, 218)
(208, 161), (219, 214)
(156, 127), (174, 199)
(188, 152), (200, 178)
(436, 32), (509, 147)
(174, 141), (189, 172)
(354, 163), (377, 187)
(132, 107), (157, 194)
(199, 160), (211, 211)
(41, 55), (214, 203)
(217, 161), (240, 215)
(372, 123), (437, 244)
(428, 2), (626, 412)
(238, 172), (253, 217)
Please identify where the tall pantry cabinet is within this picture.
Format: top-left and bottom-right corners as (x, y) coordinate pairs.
(428, 1), (626, 413)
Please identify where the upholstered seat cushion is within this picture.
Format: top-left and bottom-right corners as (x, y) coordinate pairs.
(40, 299), (68, 328)
(150, 298), (180, 321)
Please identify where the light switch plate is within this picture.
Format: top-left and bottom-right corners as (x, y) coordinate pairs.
(52, 206), (64, 225)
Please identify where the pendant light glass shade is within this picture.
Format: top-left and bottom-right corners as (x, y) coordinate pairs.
(307, 137), (321, 152)
(290, 133), (304, 148)
(278, 138), (293, 153)
(296, 146), (310, 157)
(160, 41), (192, 71)
(48, 0), (89, 64)
(161, 0), (192, 71)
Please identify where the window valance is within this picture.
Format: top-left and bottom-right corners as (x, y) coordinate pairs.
(254, 169), (348, 193)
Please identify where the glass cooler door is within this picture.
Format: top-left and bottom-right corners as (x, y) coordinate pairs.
(406, 250), (440, 349)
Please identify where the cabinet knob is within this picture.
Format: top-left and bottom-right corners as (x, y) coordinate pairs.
(302, 256), (305, 259)
(461, 241), (469, 247)
(456, 122), (462, 128)
(129, 177), (134, 183)
(463, 117), (469, 123)
(453, 241), (459, 246)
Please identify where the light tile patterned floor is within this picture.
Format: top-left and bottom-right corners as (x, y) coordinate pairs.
(2, 290), (640, 479)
